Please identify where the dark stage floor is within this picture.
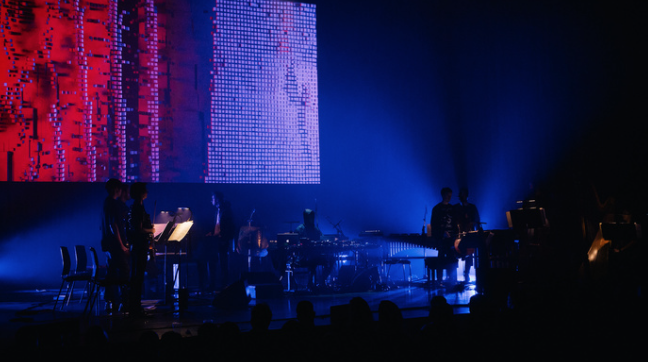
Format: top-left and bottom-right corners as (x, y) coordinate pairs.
(0, 279), (475, 349)
(2, 262), (643, 360)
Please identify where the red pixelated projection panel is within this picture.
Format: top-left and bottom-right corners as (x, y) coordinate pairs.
(1, 1), (110, 181)
(1, 0), (319, 183)
(0, 1), (166, 182)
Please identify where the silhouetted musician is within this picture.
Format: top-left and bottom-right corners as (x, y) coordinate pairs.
(127, 182), (155, 317)
(295, 209), (332, 291)
(196, 191), (236, 293)
(100, 178), (130, 313)
(454, 187), (481, 282)
(430, 187), (459, 284)
(295, 209), (322, 242)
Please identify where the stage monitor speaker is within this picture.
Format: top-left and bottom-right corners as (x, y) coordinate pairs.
(241, 271), (284, 299)
(352, 267), (379, 292)
(212, 279), (251, 309)
(338, 266), (379, 293)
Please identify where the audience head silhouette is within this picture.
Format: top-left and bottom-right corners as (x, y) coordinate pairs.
(250, 303), (273, 332)
(297, 300), (316, 326)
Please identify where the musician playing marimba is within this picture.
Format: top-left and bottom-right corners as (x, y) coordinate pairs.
(430, 187), (459, 285)
(454, 187), (481, 282)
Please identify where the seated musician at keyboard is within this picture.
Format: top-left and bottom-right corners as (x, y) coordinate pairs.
(295, 209), (322, 242)
(295, 209), (332, 291)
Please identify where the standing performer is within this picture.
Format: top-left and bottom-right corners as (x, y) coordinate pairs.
(119, 182), (131, 217)
(454, 187), (481, 282)
(197, 191), (237, 293)
(128, 182), (155, 317)
(100, 178), (130, 313)
(430, 187), (459, 285)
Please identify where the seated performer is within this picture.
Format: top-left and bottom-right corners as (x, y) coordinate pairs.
(295, 209), (332, 291)
(295, 209), (322, 242)
(430, 187), (459, 285)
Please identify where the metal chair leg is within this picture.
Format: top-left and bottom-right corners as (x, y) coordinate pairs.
(83, 282), (98, 317)
(53, 280), (65, 311)
(65, 281), (76, 306)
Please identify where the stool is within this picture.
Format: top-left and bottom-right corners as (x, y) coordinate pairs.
(424, 257), (439, 282)
(384, 259), (412, 284)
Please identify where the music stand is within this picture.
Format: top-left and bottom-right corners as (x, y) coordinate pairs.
(168, 220), (193, 243)
(507, 208), (548, 230)
(161, 220), (193, 306)
(155, 221), (175, 245)
(455, 231), (484, 253)
(507, 207), (548, 250)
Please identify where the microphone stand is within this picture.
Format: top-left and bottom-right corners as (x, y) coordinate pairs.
(326, 216), (346, 239)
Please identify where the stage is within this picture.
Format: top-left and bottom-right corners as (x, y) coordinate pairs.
(0, 279), (475, 348)
(1, 239), (643, 360)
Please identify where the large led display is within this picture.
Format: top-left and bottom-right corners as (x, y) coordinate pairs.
(208, 0), (319, 184)
(0, 0), (319, 183)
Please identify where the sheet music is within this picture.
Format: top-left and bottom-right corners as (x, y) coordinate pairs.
(168, 220), (193, 242)
(153, 223), (167, 238)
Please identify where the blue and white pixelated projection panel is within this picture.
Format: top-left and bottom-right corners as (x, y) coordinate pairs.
(208, 0), (320, 184)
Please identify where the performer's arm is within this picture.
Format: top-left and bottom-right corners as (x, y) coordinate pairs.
(132, 207), (155, 237)
(112, 222), (128, 252)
